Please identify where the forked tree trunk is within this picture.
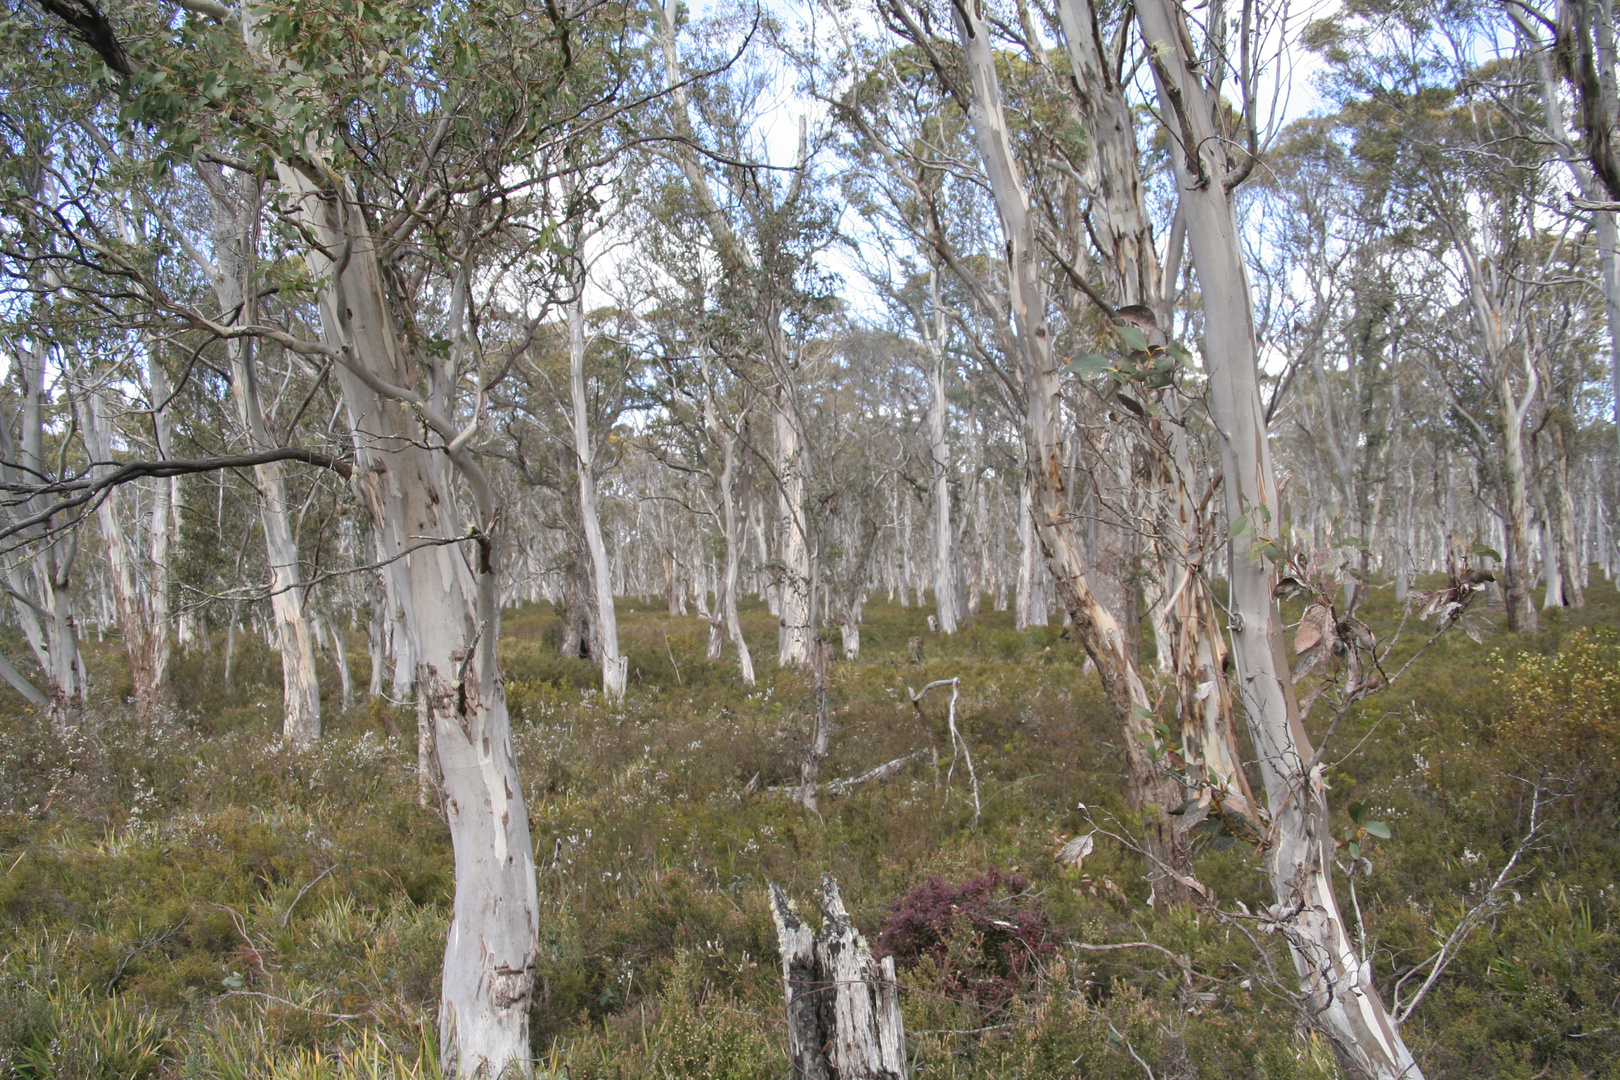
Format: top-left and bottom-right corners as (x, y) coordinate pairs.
(264, 147), (539, 1075)
(1452, 230), (1540, 634)
(769, 877), (907, 1080)
(703, 370), (757, 683)
(952, 0), (1186, 896)
(5, 344), (85, 731)
(1054, 0), (1251, 822)
(1136, 0), (1423, 1073)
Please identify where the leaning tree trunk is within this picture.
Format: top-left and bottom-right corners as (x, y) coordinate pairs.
(952, 0), (1186, 897)
(1136, 0), (1424, 1074)
(1054, 0), (1252, 822)
(268, 152), (539, 1077)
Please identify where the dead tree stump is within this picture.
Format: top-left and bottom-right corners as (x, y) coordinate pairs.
(906, 636), (924, 664)
(768, 876), (907, 1080)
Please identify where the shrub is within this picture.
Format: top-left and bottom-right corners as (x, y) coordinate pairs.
(875, 868), (1053, 1013)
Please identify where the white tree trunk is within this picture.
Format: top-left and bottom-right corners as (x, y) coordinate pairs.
(265, 150), (540, 1075)
(924, 268), (958, 634)
(1015, 475), (1045, 630)
(4, 346), (85, 729)
(568, 276), (627, 701)
(775, 393), (814, 665)
(1136, 1), (1423, 1073)
(199, 167), (322, 742)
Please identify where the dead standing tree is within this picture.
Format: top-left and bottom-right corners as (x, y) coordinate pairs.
(769, 877), (908, 1080)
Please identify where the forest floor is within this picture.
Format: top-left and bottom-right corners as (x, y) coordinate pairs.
(2, 579), (1619, 1080)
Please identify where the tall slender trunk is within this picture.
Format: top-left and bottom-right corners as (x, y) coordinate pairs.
(568, 273), (627, 701)
(704, 363), (756, 684)
(142, 354), (177, 709)
(81, 392), (169, 719)
(1136, 1), (1423, 1074)
(199, 168), (322, 742)
(1498, 361), (1539, 631)
(774, 388), (813, 665)
(1015, 475), (1046, 629)
(923, 267), (958, 634)
(953, 0), (1184, 896)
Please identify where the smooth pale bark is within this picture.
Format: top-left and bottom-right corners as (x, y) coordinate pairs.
(774, 397), (813, 664)
(952, 0), (1185, 891)
(80, 388), (172, 721)
(257, 128), (539, 1072)
(199, 168), (322, 741)
(922, 267), (958, 634)
(659, 3), (812, 664)
(1014, 477), (1046, 629)
(1136, 1), (1422, 1074)
(3, 343), (85, 730)
(701, 356), (756, 684)
(567, 276), (627, 701)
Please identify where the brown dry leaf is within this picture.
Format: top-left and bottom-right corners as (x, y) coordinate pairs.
(1055, 833), (1095, 869)
(1295, 603), (1331, 654)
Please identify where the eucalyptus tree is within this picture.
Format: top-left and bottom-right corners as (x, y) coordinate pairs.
(658, 0), (839, 668)
(1517, 0), (1620, 454)
(1134, 0), (1431, 1073)
(634, 274), (762, 681)
(9, 0), (650, 1072)
(844, 0), (1261, 896)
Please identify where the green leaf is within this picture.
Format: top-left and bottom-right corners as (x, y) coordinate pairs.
(1131, 703), (1157, 723)
(1062, 352), (1115, 377)
(1470, 542), (1502, 560)
(1348, 802), (1368, 824)
(1229, 518), (1251, 540)
(1362, 820), (1392, 840)
(1114, 324), (1149, 353)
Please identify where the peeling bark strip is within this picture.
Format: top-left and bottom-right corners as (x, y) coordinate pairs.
(769, 878), (907, 1080)
(1133, 0), (1422, 1074)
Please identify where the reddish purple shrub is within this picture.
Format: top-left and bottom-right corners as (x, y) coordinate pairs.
(875, 868), (1054, 1012)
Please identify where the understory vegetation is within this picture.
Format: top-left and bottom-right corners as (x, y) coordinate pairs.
(3, 581), (1618, 1080)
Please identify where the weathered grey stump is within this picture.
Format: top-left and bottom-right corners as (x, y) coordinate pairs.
(769, 876), (908, 1080)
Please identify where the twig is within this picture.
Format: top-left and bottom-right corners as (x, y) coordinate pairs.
(1392, 775), (1560, 1023)
(1068, 940), (1195, 990)
(281, 863), (339, 928)
(912, 677), (978, 826)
